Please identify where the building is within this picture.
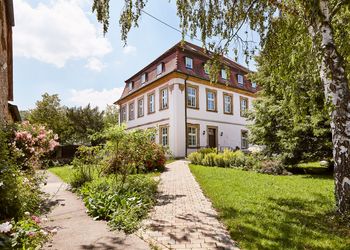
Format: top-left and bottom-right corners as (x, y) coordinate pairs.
(116, 41), (258, 157)
(0, 0), (20, 123)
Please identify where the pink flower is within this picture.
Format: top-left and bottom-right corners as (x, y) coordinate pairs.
(31, 215), (41, 224)
(27, 231), (36, 237)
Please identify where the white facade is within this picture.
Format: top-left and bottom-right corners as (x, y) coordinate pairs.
(119, 76), (255, 158)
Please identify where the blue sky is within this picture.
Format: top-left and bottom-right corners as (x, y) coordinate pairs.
(13, 0), (257, 110)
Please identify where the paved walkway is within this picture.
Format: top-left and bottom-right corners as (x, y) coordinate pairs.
(41, 172), (149, 250)
(138, 160), (238, 250)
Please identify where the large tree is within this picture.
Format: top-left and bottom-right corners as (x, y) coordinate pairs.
(92, 0), (350, 214)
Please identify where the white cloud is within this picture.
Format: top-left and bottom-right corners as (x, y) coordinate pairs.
(69, 87), (124, 109)
(122, 45), (137, 55)
(13, 0), (112, 67)
(85, 57), (105, 72)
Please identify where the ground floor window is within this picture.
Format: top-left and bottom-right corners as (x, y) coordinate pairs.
(241, 130), (248, 149)
(187, 124), (200, 148)
(159, 125), (169, 146)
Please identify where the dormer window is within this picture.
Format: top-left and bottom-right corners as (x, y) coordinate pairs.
(157, 63), (164, 75)
(237, 74), (244, 86)
(141, 73), (148, 84)
(252, 82), (257, 89)
(204, 63), (209, 74)
(128, 81), (134, 91)
(221, 69), (228, 80)
(185, 57), (193, 69)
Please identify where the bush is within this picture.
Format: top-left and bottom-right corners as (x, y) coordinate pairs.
(202, 153), (217, 167)
(198, 147), (217, 155)
(214, 154), (227, 168)
(188, 152), (204, 165)
(257, 159), (289, 175)
(79, 175), (157, 233)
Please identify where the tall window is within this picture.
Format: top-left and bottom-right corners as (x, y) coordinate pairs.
(157, 63), (164, 75)
(185, 57), (193, 69)
(138, 98), (144, 117)
(159, 125), (169, 146)
(223, 93), (233, 114)
(241, 130), (248, 149)
(148, 92), (155, 114)
(221, 69), (228, 80)
(120, 105), (127, 123)
(128, 81), (134, 91)
(252, 82), (257, 89)
(160, 87), (169, 110)
(187, 124), (199, 148)
(141, 73), (148, 84)
(187, 85), (198, 109)
(129, 102), (135, 120)
(240, 96), (249, 117)
(237, 74), (244, 86)
(206, 89), (217, 112)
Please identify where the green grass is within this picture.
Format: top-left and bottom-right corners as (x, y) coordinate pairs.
(190, 164), (350, 250)
(49, 166), (73, 183)
(296, 161), (324, 168)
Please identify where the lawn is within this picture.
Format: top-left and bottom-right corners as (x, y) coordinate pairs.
(190, 164), (350, 250)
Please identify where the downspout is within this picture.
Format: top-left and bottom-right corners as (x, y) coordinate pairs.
(184, 75), (189, 158)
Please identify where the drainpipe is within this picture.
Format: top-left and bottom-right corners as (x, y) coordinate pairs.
(184, 75), (189, 158)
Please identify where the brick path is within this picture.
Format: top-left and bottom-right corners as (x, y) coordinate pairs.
(138, 160), (238, 250)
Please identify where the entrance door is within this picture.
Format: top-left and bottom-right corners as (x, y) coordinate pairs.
(208, 127), (217, 148)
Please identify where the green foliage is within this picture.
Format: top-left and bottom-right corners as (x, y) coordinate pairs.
(198, 147), (217, 155)
(66, 105), (104, 145)
(202, 153), (217, 167)
(187, 152), (203, 165)
(28, 93), (69, 143)
(79, 175), (158, 233)
(103, 105), (119, 128)
(190, 165), (349, 249)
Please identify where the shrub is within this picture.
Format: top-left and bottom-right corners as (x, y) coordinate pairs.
(188, 152), (204, 165)
(79, 175), (157, 233)
(257, 158), (288, 175)
(202, 153), (217, 167)
(198, 147), (217, 155)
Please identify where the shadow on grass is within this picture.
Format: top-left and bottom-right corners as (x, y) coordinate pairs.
(220, 193), (349, 250)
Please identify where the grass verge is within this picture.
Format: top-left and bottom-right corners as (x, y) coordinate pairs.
(189, 164), (350, 250)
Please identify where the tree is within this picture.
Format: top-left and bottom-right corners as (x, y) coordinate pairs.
(248, 14), (333, 164)
(66, 104), (104, 145)
(103, 104), (119, 128)
(92, 0), (350, 214)
(28, 93), (69, 143)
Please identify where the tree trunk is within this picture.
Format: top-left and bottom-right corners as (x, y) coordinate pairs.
(317, 0), (350, 215)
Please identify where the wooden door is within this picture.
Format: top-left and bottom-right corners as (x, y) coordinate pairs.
(208, 128), (217, 148)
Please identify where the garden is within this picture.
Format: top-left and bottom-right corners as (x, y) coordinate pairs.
(187, 149), (350, 249)
(0, 120), (166, 249)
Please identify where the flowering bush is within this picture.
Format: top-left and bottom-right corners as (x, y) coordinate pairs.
(0, 213), (49, 249)
(12, 121), (59, 170)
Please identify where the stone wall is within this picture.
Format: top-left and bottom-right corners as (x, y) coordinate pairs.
(0, 0), (13, 123)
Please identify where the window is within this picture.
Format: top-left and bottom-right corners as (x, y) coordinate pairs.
(252, 82), (257, 89)
(137, 98), (144, 117)
(187, 85), (198, 109)
(241, 130), (249, 149)
(128, 81), (134, 91)
(240, 96), (249, 117)
(141, 73), (148, 84)
(185, 57), (193, 69)
(148, 92), (155, 114)
(160, 87), (169, 110)
(120, 105), (127, 123)
(187, 124), (199, 148)
(237, 74), (244, 86)
(157, 63), (164, 75)
(221, 69), (228, 80)
(128, 102), (135, 120)
(203, 63), (209, 74)
(223, 93), (233, 114)
(159, 125), (169, 146)
(206, 89), (217, 112)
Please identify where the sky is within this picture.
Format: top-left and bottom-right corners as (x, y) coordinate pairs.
(12, 0), (258, 111)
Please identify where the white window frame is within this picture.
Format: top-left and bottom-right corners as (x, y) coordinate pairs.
(252, 82), (257, 89)
(240, 97), (248, 117)
(188, 126), (198, 148)
(221, 69), (228, 80)
(121, 105), (127, 123)
(207, 91), (216, 111)
(160, 88), (168, 110)
(237, 74), (244, 85)
(148, 93), (155, 114)
(128, 81), (134, 91)
(138, 98), (144, 117)
(187, 86), (197, 108)
(129, 102), (135, 120)
(141, 73), (147, 84)
(157, 63), (164, 75)
(160, 126), (169, 146)
(241, 130), (248, 149)
(224, 95), (232, 113)
(185, 57), (193, 69)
